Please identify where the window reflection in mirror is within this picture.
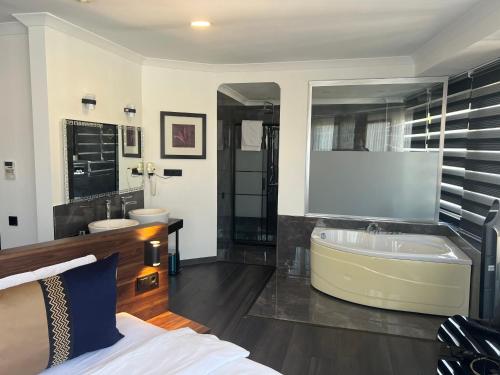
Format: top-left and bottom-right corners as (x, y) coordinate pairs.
(307, 79), (446, 221)
(64, 119), (144, 202)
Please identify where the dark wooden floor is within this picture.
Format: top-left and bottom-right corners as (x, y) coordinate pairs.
(168, 262), (440, 375)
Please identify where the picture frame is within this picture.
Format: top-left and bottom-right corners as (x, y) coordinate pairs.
(160, 111), (206, 159)
(121, 125), (142, 158)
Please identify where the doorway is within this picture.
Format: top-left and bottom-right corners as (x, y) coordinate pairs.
(217, 82), (280, 266)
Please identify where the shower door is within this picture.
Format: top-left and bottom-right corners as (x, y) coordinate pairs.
(232, 123), (279, 245)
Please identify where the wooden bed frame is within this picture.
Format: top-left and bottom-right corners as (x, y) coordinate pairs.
(0, 223), (169, 320)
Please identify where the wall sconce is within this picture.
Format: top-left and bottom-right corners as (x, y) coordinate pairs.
(144, 240), (161, 266)
(82, 94), (96, 111)
(124, 104), (136, 118)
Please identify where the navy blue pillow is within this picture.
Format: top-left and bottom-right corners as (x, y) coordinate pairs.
(38, 253), (123, 367)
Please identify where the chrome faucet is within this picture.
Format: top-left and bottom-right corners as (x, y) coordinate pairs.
(366, 222), (381, 234)
(121, 196), (137, 218)
(105, 199), (112, 220)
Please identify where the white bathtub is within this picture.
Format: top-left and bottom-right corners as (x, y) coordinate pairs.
(310, 227), (472, 316)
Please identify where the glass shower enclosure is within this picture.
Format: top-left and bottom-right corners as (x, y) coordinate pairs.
(232, 124), (279, 245)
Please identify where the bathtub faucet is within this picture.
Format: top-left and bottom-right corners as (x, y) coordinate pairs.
(366, 223), (381, 234)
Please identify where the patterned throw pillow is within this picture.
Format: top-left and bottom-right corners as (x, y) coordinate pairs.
(0, 253), (123, 374)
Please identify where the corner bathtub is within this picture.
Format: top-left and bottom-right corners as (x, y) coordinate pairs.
(310, 227), (472, 316)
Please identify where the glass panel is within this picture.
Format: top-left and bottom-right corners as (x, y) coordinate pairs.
(235, 172), (264, 195)
(235, 195), (265, 218)
(235, 149), (264, 171)
(308, 80), (445, 221)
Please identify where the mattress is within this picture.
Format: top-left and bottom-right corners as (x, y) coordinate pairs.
(41, 312), (279, 375)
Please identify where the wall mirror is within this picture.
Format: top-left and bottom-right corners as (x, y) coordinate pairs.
(63, 119), (144, 203)
(306, 78), (447, 222)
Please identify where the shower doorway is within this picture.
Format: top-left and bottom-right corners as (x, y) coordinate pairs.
(233, 122), (279, 245)
(217, 82), (280, 266)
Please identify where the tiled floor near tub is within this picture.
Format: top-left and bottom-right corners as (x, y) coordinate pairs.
(248, 271), (446, 341)
(217, 243), (276, 266)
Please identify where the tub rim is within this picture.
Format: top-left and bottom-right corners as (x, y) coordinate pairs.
(311, 227), (472, 265)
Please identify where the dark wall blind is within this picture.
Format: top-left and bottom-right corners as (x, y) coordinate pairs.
(439, 61), (500, 249)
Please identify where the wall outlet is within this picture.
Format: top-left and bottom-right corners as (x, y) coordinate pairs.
(8, 216), (18, 226)
(136, 272), (159, 292)
(164, 169), (182, 177)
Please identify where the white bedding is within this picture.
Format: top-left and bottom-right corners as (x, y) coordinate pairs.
(41, 312), (279, 375)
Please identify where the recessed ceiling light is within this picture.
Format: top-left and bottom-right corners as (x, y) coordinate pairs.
(77, 0), (91, 3)
(191, 21), (211, 28)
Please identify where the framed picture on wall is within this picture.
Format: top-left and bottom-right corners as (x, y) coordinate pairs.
(121, 125), (142, 158)
(160, 111), (206, 159)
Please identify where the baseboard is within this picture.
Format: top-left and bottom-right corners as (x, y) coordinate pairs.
(180, 256), (217, 266)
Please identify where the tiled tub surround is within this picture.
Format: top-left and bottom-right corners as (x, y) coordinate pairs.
(276, 215), (481, 319)
(53, 190), (144, 239)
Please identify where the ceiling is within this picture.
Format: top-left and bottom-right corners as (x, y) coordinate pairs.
(0, 0), (481, 64)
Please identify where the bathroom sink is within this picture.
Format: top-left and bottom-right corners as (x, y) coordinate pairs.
(128, 208), (170, 224)
(88, 219), (140, 233)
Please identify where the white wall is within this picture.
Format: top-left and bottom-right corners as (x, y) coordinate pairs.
(142, 66), (217, 260)
(213, 59), (415, 216)
(0, 25), (37, 249)
(44, 27), (143, 206)
(7, 14), (416, 259)
(142, 58), (415, 260)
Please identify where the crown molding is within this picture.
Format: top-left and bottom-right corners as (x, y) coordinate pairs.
(413, 1), (500, 75)
(143, 58), (218, 72)
(217, 85), (248, 105)
(0, 21), (26, 36)
(218, 85), (280, 106)
(144, 56), (414, 73)
(12, 12), (143, 65)
(245, 99), (280, 106)
(9, 13), (414, 74)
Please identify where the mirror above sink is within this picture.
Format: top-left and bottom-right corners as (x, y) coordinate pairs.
(63, 119), (144, 203)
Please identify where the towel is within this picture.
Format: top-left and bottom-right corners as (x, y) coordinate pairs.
(241, 120), (263, 151)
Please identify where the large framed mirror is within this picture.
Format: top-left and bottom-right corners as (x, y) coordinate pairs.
(306, 78), (448, 222)
(63, 119), (144, 203)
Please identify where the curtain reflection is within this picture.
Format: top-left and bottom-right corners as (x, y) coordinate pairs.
(311, 104), (416, 152)
(311, 117), (334, 151)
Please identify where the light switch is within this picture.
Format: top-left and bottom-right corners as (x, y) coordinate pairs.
(4, 161), (15, 180)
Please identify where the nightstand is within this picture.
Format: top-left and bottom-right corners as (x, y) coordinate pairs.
(147, 311), (211, 334)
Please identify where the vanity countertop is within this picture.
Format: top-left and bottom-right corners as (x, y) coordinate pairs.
(168, 218), (183, 234)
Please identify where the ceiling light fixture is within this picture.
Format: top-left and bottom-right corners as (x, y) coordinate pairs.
(191, 21), (211, 28)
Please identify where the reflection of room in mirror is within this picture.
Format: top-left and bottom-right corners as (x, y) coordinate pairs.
(311, 103), (412, 152)
(122, 126), (142, 157)
(64, 119), (119, 202)
(63, 119), (145, 203)
(118, 125), (144, 193)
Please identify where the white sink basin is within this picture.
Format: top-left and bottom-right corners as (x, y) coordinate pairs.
(88, 219), (140, 233)
(128, 208), (170, 224)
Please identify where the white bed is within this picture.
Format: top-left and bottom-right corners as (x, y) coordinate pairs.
(41, 312), (280, 375)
